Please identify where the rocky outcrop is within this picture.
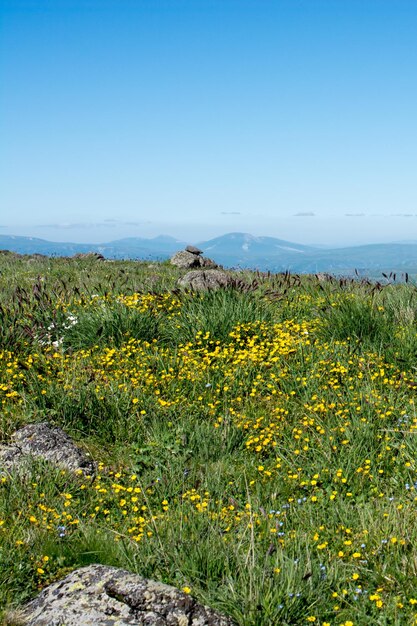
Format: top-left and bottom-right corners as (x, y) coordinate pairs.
(170, 248), (217, 269)
(315, 272), (333, 282)
(0, 422), (96, 476)
(8, 564), (235, 626)
(0, 250), (23, 259)
(178, 269), (231, 291)
(73, 252), (105, 261)
(171, 250), (203, 268)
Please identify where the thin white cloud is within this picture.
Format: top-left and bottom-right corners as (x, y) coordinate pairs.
(39, 220), (151, 229)
(368, 213), (417, 218)
(293, 212), (315, 217)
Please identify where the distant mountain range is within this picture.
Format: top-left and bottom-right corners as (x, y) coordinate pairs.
(1, 232), (417, 277)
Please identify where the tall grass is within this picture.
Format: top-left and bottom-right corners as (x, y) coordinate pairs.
(163, 288), (276, 345)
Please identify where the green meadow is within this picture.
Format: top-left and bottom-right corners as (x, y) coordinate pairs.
(2, 252), (417, 625)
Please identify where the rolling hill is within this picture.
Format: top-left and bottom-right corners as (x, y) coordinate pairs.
(1, 233), (417, 277)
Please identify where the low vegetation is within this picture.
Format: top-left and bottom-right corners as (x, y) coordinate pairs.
(1, 253), (417, 625)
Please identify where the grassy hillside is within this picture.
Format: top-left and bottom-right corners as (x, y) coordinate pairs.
(2, 253), (417, 625)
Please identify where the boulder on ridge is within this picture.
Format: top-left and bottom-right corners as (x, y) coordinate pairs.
(178, 269), (231, 291)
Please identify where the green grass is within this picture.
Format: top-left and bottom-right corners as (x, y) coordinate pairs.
(2, 255), (417, 625)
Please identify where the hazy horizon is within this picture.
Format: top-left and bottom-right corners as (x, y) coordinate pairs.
(1, 1), (417, 247)
(2, 224), (417, 249)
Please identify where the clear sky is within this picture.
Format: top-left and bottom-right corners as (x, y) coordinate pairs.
(1, 0), (417, 246)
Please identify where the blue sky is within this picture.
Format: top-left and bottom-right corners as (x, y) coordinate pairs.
(1, 0), (416, 245)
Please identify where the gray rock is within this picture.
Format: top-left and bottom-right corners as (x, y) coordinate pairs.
(171, 251), (218, 270)
(170, 250), (203, 269)
(185, 245), (203, 255)
(73, 252), (105, 261)
(0, 422), (96, 476)
(200, 257), (219, 268)
(9, 564), (235, 626)
(315, 272), (333, 282)
(178, 270), (231, 291)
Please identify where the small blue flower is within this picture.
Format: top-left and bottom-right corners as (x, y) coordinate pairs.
(57, 525), (66, 538)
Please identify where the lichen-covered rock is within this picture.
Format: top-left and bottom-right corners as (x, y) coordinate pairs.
(199, 256), (219, 268)
(0, 422), (96, 476)
(170, 250), (202, 268)
(9, 564), (235, 626)
(315, 272), (333, 282)
(73, 252), (105, 261)
(170, 250), (217, 269)
(178, 269), (231, 291)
